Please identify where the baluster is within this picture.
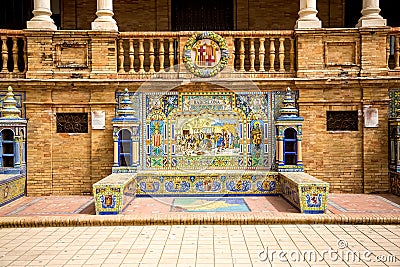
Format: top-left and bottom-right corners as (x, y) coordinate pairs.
(12, 37), (19, 72)
(118, 39), (125, 73)
(159, 39), (165, 72)
(1, 37), (8, 72)
(128, 38), (135, 73)
(23, 38), (27, 72)
(269, 38), (275, 72)
(387, 36), (390, 68)
(149, 39), (155, 73)
(290, 38), (295, 72)
(232, 39), (236, 71)
(249, 38), (255, 72)
(395, 36), (400, 70)
(239, 38), (245, 72)
(139, 38), (145, 73)
(278, 37), (285, 72)
(168, 38), (174, 72)
(259, 37), (265, 72)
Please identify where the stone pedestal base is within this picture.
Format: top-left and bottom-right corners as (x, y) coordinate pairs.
(295, 20), (322, 29)
(91, 21), (118, 31)
(357, 18), (387, 28)
(26, 20), (57, 30)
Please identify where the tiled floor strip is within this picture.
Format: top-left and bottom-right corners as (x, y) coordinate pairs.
(0, 225), (399, 267)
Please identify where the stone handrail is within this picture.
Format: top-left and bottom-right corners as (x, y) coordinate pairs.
(0, 30), (27, 76)
(388, 27), (400, 70)
(117, 30), (295, 78)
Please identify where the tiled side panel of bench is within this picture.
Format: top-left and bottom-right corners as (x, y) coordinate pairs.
(0, 174), (25, 207)
(280, 172), (329, 214)
(93, 173), (136, 215)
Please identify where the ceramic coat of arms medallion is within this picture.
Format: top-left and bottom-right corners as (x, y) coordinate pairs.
(183, 32), (229, 78)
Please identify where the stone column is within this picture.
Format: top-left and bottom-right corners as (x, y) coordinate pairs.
(14, 137), (21, 167)
(278, 139), (284, 166)
(26, 0), (57, 30)
(297, 139), (303, 165)
(91, 0), (118, 31)
(357, 0), (386, 27)
(295, 0), (322, 29)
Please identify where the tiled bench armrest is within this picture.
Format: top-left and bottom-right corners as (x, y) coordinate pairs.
(0, 174), (26, 207)
(280, 172), (329, 214)
(93, 173), (137, 215)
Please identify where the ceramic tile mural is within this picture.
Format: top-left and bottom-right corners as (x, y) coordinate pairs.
(135, 171), (280, 196)
(140, 91), (274, 170)
(0, 174), (25, 207)
(99, 89), (330, 214)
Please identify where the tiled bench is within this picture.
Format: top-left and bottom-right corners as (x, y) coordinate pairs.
(93, 173), (136, 215)
(0, 173), (25, 207)
(280, 172), (329, 214)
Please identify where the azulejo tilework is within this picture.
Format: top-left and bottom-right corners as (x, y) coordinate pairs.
(93, 173), (136, 215)
(280, 172), (329, 214)
(93, 88), (330, 215)
(183, 32), (229, 78)
(390, 173), (400, 196)
(171, 197), (251, 212)
(135, 171), (280, 196)
(0, 174), (25, 207)
(143, 91), (273, 171)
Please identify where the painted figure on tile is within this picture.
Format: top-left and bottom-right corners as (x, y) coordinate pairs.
(251, 121), (262, 149)
(233, 133), (240, 149)
(216, 133), (225, 152)
(152, 123), (162, 148)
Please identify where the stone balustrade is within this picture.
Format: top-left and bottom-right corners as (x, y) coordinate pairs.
(0, 28), (397, 80)
(0, 30), (26, 77)
(117, 31), (295, 78)
(118, 32), (180, 77)
(230, 31), (295, 75)
(388, 28), (400, 71)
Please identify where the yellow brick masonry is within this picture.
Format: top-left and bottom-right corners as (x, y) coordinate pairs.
(61, 0), (344, 31)
(1, 8), (396, 196)
(1, 80), (388, 196)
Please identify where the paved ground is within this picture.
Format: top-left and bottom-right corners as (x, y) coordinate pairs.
(1, 193), (400, 217)
(0, 194), (399, 266)
(0, 225), (399, 266)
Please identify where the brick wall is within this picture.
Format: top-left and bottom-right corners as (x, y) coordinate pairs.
(61, 0), (346, 31)
(7, 80), (391, 196)
(19, 83), (116, 196)
(299, 86), (364, 193)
